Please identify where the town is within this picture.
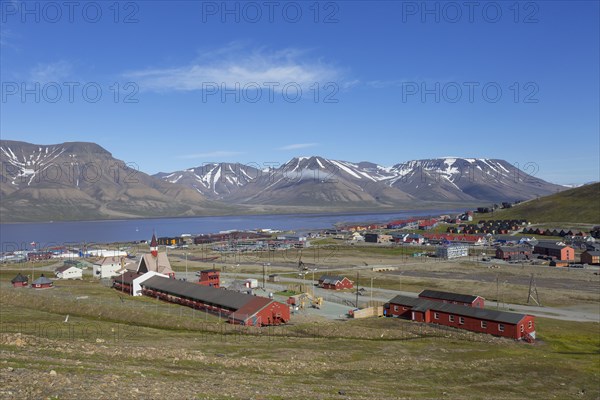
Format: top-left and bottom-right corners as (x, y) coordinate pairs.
(4, 209), (600, 346)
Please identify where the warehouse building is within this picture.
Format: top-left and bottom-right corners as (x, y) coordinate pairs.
(140, 276), (290, 326)
(418, 290), (485, 308)
(385, 294), (535, 341)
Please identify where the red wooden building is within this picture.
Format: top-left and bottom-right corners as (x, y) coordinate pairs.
(11, 273), (28, 287)
(198, 269), (220, 288)
(318, 275), (353, 290)
(418, 290), (485, 308)
(495, 245), (532, 261)
(140, 276), (290, 326)
(385, 294), (535, 341)
(533, 243), (574, 260)
(31, 275), (53, 289)
(581, 250), (600, 265)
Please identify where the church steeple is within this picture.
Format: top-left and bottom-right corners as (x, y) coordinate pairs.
(150, 232), (158, 257)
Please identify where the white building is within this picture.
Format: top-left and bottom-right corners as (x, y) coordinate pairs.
(436, 244), (469, 259)
(85, 249), (128, 258)
(131, 271), (169, 296)
(93, 257), (123, 279)
(54, 265), (83, 280)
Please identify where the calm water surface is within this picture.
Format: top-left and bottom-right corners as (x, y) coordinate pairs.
(1, 208), (466, 250)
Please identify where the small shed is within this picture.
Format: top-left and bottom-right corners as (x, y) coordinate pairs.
(11, 273), (29, 287)
(31, 275), (54, 289)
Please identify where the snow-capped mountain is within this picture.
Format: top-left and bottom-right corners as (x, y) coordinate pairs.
(1, 140), (566, 222)
(154, 163), (261, 199)
(0, 140), (230, 222)
(157, 156), (564, 205)
(383, 158), (562, 201)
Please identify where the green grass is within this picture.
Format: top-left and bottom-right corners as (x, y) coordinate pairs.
(478, 183), (600, 224)
(1, 289), (599, 399)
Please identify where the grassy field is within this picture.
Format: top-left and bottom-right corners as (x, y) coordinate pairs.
(1, 246), (598, 399)
(478, 183), (600, 224)
(0, 279), (598, 399)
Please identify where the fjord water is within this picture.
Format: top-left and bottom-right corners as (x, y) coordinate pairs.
(0, 209), (465, 250)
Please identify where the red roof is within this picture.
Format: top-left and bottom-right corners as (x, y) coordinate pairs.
(150, 233), (158, 247)
(423, 233), (484, 242)
(231, 296), (273, 322)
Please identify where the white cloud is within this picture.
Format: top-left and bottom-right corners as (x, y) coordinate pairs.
(124, 47), (340, 92)
(278, 143), (319, 151)
(177, 151), (244, 159)
(29, 61), (73, 82)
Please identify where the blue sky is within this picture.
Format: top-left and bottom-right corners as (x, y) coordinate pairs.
(1, 0), (598, 185)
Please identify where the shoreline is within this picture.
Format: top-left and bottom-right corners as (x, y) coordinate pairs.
(0, 203), (474, 225)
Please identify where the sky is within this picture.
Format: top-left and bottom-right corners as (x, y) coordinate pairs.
(1, 0), (599, 185)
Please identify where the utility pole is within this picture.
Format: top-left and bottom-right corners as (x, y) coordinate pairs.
(370, 277), (374, 308)
(185, 252), (188, 281)
(527, 273), (541, 306)
(496, 274), (499, 310)
(356, 271), (359, 308)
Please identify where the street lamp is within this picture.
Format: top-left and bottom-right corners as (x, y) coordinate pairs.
(184, 252), (188, 281)
(370, 277), (375, 307)
(312, 268), (318, 298)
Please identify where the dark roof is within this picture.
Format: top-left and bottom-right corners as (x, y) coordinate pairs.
(497, 246), (531, 252)
(141, 276), (265, 312)
(418, 290), (480, 304)
(494, 235), (520, 242)
(389, 295), (527, 325)
(113, 271), (142, 285)
(584, 251), (600, 256)
(11, 273), (28, 283)
(318, 275), (346, 284)
(387, 295), (422, 307)
(55, 265), (74, 273)
(534, 243), (570, 250)
(32, 275), (53, 285)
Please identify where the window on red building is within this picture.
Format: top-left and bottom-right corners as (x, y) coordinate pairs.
(498, 324), (505, 332)
(434, 312), (439, 320)
(481, 321), (487, 328)
(449, 315), (455, 322)
(459, 317), (465, 325)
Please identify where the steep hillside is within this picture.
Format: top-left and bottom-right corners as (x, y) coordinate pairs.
(477, 183), (600, 224)
(0, 140), (235, 222)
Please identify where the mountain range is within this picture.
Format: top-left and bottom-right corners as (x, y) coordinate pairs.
(1, 140), (565, 222)
(154, 156), (563, 206)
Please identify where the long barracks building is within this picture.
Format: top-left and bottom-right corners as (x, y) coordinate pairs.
(385, 294), (535, 342)
(140, 276), (290, 326)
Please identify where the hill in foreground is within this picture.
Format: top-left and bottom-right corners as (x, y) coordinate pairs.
(478, 183), (600, 224)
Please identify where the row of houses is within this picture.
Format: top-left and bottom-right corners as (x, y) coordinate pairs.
(385, 290), (535, 342)
(447, 221), (525, 235)
(495, 242), (600, 265)
(521, 227), (590, 237)
(422, 233), (487, 245)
